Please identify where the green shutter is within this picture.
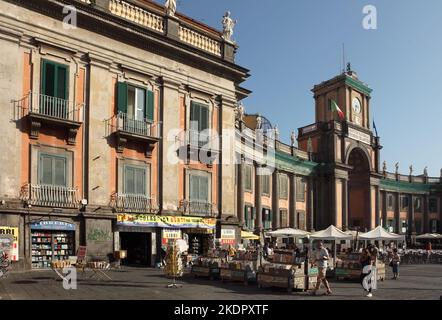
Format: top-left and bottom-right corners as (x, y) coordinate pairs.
(189, 175), (198, 201)
(146, 90), (154, 122)
(244, 207), (248, 221)
(117, 82), (128, 114)
(53, 157), (66, 186)
(134, 167), (146, 195)
(200, 105), (209, 131)
(124, 166), (135, 194)
(190, 102), (198, 130)
(39, 155), (53, 185)
(200, 176), (208, 202)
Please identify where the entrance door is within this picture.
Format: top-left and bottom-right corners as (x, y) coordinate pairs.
(120, 232), (152, 267)
(348, 148), (371, 231)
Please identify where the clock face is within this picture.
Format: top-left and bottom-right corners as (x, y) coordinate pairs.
(352, 98), (362, 114)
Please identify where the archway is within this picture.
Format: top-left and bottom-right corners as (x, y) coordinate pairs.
(347, 148), (371, 231)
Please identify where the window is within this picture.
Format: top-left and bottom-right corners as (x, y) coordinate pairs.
(279, 174), (288, 199)
(189, 174), (209, 203)
(262, 208), (272, 230)
(244, 206), (255, 230)
(400, 196), (409, 210)
(124, 165), (147, 195)
(430, 220), (438, 233)
(414, 197), (422, 212)
(415, 220), (422, 234)
(296, 177), (306, 202)
(261, 174), (270, 195)
(280, 209), (288, 228)
(41, 59), (69, 117)
(189, 101), (210, 146)
(387, 194), (394, 210)
(244, 165), (253, 192)
(39, 153), (67, 186)
(429, 198), (438, 213)
(117, 82), (154, 121)
(297, 211), (306, 230)
(387, 219), (395, 233)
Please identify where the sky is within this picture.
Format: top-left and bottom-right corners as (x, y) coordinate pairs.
(158, 0), (442, 176)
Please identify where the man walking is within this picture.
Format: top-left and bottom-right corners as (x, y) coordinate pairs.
(312, 241), (332, 296)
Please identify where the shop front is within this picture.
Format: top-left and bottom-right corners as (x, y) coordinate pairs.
(116, 214), (216, 266)
(30, 220), (76, 269)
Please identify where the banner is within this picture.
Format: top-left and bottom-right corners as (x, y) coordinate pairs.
(162, 229), (182, 245)
(117, 214), (216, 230)
(30, 221), (76, 231)
(0, 226), (19, 261)
(221, 229), (236, 245)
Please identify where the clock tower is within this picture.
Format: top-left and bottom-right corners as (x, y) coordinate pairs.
(298, 66), (383, 231)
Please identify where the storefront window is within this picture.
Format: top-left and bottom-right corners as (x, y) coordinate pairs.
(429, 198), (438, 213)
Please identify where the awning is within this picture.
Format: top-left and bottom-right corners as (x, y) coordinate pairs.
(358, 226), (405, 241)
(415, 233), (442, 240)
(266, 228), (310, 238)
(241, 230), (260, 240)
(310, 225), (353, 240)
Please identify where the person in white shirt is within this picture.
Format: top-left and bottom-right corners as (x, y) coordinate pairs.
(312, 241), (332, 295)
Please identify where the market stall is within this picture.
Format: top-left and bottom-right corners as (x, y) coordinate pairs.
(257, 249), (318, 293)
(190, 248), (227, 280)
(219, 249), (259, 285)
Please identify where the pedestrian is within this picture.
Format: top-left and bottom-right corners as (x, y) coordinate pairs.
(359, 248), (374, 298)
(425, 241), (432, 263)
(390, 248), (401, 279)
(312, 241), (332, 296)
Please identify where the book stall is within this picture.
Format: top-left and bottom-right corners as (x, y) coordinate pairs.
(219, 250), (259, 285)
(190, 249), (227, 280)
(257, 249), (318, 293)
(335, 252), (385, 281)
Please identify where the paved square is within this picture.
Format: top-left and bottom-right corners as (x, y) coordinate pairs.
(0, 264), (440, 300)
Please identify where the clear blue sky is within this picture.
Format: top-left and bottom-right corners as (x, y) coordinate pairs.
(160, 0), (442, 176)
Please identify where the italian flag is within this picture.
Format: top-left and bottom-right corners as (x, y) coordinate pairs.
(331, 100), (345, 121)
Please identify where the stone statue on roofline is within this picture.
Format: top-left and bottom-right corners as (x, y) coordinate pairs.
(423, 166), (428, 177)
(235, 102), (245, 124)
(409, 165), (413, 176)
(274, 125), (280, 141)
(256, 115), (262, 130)
(290, 130), (296, 147)
(222, 11), (236, 43)
(165, 0), (177, 17)
(382, 161), (387, 173)
(395, 162), (399, 175)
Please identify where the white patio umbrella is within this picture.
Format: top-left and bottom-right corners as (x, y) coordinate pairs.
(415, 233), (442, 240)
(358, 226), (405, 241)
(310, 225), (353, 241)
(266, 228), (310, 238)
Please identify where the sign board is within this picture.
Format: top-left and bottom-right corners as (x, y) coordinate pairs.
(117, 214), (216, 230)
(221, 229), (236, 245)
(348, 127), (371, 145)
(0, 226), (19, 261)
(30, 221), (76, 231)
(162, 229), (182, 245)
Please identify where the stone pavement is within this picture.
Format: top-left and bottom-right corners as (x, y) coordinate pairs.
(0, 264), (440, 300)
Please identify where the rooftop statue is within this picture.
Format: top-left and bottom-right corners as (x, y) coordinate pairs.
(165, 0), (177, 17)
(290, 130), (296, 147)
(409, 165), (413, 176)
(222, 11), (236, 43)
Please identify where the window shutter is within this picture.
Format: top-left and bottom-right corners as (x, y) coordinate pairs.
(200, 176), (209, 202)
(39, 155), (53, 185)
(146, 90), (154, 122)
(41, 60), (55, 97)
(53, 157), (66, 186)
(244, 207), (248, 221)
(189, 175), (198, 201)
(134, 168), (146, 195)
(200, 105), (209, 131)
(124, 166), (135, 194)
(117, 82), (128, 114)
(56, 65), (68, 100)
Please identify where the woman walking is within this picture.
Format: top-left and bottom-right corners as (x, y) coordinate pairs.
(359, 248), (374, 298)
(390, 248), (401, 279)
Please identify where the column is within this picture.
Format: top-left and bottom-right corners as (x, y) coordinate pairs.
(289, 173), (297, 229)
(307, 177), (315, 231)
(272, 170), (280, 230)
(381, 191), (387, 229)
(255, 164), (262, 233)
(237, 155), (245, 225)
(423, 194), (429, 233)
(394, 193), (401, 234)
(408, 194), (415, 236)
(439, 195), (442, 234)
(375, 186), (381, 227)
(342, 179), (348, 230)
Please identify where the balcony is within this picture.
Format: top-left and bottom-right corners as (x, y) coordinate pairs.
(111, 193), (159, 214)
(106, 112), (161, 157)
(179, 200), (216, 218)
(13, 92), (84, 145)
(176, 130), (220, 165)
(20, 184), (79, 209)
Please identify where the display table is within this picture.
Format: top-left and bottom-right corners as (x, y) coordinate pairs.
(219, 267), (256, 285)
(335, 253), (385, 281)
(191, 257), (223, 280)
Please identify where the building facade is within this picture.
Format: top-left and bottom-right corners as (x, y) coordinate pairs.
(0, 0), (440, 271)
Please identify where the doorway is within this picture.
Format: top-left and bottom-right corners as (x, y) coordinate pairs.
(120, 232), (152, 267)
(348, 148), (371, 231)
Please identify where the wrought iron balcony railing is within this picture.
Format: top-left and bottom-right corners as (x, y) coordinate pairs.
(111, 193), (158, 214)
(14, 91), (83, 123)
(176, 130), (220, 151)
(108, 112), (161, 139)
(20, 184), (79, 209)
(179, 200), (216, 217)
